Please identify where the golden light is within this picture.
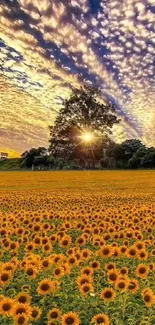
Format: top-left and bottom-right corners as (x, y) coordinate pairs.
(82, 132), (94, 143)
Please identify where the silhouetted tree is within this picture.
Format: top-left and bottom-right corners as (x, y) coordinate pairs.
(49, 85), (120, 167)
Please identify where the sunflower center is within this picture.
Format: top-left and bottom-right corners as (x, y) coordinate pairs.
(18, 296), (27, 303)
(32, 310), (38, 317)
(66, 317), (74, 324)
(118, 282), (125, 288)
(129, 249), (136, 255)
(55, 269), (60, 275)
(83, 285), (90, 292)
(104, 291), (112, 298)
(41, 283), (50, 291)
(43, 261), (49, 267)
(50, 311), (58, 318)
(1, 273), (9, 281)
(16, 307), (26, 314)
(92, 262), (98, 268)
(97, 317), (105, 324)
(18, 316), (25, 325)
(2, 303), (11, 311)
(144, 294), (151, 302)
(62, 240), (68, 245)
(27, 268), (33, 276)
(103, 248), (109, 255)
(139, 267), (146, 274)
(109, 273), (117, 281)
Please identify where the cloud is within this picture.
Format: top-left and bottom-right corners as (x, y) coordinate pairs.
(0, 0), (155, 153)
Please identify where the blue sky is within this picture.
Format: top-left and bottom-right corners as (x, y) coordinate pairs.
(0, 0), (155, 153)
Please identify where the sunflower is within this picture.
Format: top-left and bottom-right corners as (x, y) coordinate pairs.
(119, 246), (127, 255)
(37, 279), (56, 295)
(76, 236), (86, 246)
(81, 267), (94, 277)
(13, 313), (29, 325)
(25, 266), (38, 279)
(142, 291), (155, 308)
(136, 264), (149, 278)
(79, 283), (94, 296)
(25, 242), (36, 253)
(50, 234), (58, 244)
(12, 303), (32, 319)
(31, 306), (42, 321)
(91, 260), (100, 270)
(53, 267), (64, 278)
(126, 246), (138, 259)
(2, 261), (16, 273)
(42, 242), (53, 254)
(68, 255), (78, 267)
(77, 275), (93, 287)
(0, 297), (13, 316)
(60, 235), (72, 248)
(15, 292), (31, 304)
(91, 313), (110, 325)
(105, 262), (116, 271)
(81, 248), (92, 260)
(108, 270), (119, 284)
(41, 258), (52, 271)
(99, 245), (114, 258)
(138, 249), (148, 260)
(62, 312), (80, 325)
(48, 308), (61, 320)
(115, 278), (128, 292)
(120, 267), (128, 276)
(135, 241), (146, 251)
(128, 279), (139, 294)
(0, 270), (12, 286)
(100, 288), (116, 302)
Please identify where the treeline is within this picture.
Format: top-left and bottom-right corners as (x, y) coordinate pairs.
(20, 139), (155, 170)
(20, 86), (155, 170)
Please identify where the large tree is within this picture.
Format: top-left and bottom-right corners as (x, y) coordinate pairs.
(49, 85), (120, 167)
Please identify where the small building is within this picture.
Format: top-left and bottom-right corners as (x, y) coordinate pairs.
(0, 152), (8, 160)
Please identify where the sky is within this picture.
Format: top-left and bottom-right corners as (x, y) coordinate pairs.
(0, 0), (155, 155)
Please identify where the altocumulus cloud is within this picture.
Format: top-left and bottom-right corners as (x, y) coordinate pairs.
(0, 0), (155, 152)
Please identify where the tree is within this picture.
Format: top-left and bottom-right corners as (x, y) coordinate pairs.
(140, 147), (155, 168)
(49, 85), (120, 167)
(128, 146), (148, 169)
(21, 147), (47, 168)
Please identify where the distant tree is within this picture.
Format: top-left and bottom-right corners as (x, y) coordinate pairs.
(128, 146), (148, 169)
(120, 139), (144, 161)
(49, 85), (120, 167)
(140, 147), (155, 168)
(21, 147), (47, 168)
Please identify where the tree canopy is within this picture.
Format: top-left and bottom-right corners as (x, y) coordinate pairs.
(49, 85), (120, 165)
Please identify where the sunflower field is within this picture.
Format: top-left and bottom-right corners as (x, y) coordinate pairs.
(0, 171), (155, 325)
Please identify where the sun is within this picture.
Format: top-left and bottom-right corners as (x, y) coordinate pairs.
(82, 132), (94, 143)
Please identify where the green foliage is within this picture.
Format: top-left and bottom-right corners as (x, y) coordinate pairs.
(49, 85), (120, 162)
(0, 158), (21, 170)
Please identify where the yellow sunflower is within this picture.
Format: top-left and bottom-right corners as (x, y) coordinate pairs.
(0, 297), (14, 316)
(13, 313), (29, 325)
(100, 288), (116, 302)
(37, 279), (56, 295)
(31, 306), (42, 321)
(62, 312), (80, 325)
(136, 264), (149, 278)
(12, 302), (32, 319)
(91, 313), (110, 325)
(48, 308), (61, 321)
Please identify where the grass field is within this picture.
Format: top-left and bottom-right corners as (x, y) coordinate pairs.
(0, 171), (155, 325)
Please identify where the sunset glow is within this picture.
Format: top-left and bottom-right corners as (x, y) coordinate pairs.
(0, 0), (155, 153)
